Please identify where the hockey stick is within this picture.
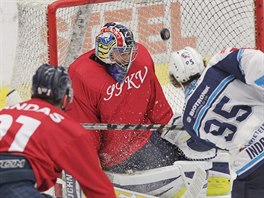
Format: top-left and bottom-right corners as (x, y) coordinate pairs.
(61, 171), (83, 198)
(81, 123), (182, 131)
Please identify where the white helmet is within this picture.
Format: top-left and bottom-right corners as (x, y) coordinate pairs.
(169, 47), (205, 83)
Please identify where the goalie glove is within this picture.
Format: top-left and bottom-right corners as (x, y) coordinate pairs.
(161, 114), (217, 161)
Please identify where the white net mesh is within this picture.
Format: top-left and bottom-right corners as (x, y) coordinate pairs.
(11, 0), (257, 114)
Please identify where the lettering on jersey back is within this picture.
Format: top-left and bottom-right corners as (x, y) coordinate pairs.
(245, 124), (264, 159)
(5, 103), (64, 123)
(246, 137), (264, 159)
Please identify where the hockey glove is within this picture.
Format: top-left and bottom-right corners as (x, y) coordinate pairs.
(161, 114), (217, 161)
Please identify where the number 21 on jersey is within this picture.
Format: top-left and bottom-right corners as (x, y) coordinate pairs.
(0, 114), (41, 152)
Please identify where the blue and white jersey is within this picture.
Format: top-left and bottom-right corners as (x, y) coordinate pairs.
(182, 48), (264, 177)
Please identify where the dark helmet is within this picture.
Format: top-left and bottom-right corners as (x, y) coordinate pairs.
(31, 64), (72, 105)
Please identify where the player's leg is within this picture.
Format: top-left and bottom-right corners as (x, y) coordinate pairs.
(207, 151), (232, 196)
(161, 127), (231, 196)
(0, 153), (52, 198)
(0, 181), (53, 198)
(105, 160), (212, 198)
(232, 165), (264, 198)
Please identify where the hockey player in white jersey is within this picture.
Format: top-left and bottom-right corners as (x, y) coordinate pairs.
(168, 47), (264, 198)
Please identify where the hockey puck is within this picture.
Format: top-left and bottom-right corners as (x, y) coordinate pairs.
(160, 28), (170, 40)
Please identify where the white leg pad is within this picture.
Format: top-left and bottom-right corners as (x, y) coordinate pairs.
(105, 161), (212, 198)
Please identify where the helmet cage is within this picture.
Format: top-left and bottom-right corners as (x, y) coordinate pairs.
(110, 44), (138, 71)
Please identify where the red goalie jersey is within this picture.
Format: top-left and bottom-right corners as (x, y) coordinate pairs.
(67, 43), (173, 168)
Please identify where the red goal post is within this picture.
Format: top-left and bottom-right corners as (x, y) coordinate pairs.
(11, 0), (263, 114)
(255, 0), (264, 51)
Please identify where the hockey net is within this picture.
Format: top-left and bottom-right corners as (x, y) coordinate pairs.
(11, 0), (263, 115)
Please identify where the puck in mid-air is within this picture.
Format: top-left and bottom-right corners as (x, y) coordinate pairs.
(160, 28), (170, 40)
